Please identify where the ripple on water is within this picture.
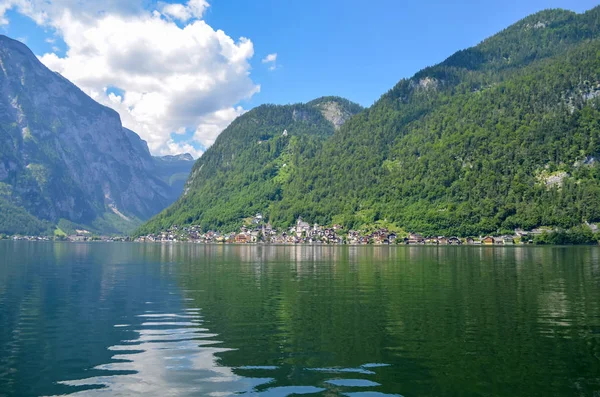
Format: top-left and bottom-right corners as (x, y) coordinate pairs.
(137, 313), (199, 318)
(256, 385), (326, 396)
(53, 310), (273, 396)
(325, 379), (381, 387)
(238, 366), (280, 370)
(361, 363), (391, 368)
(140, 321), (202, 326)
(308, 367), (376, 375)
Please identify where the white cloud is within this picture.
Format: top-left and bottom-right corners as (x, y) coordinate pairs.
(0, 0), (146, 26)
(261, 53), (278, 71)
(262, 53), (277, 63)
(0, 0), (260, 157)
(165, 139), (204, 159)
(160, 0), (208, 22)
(193, 106), (246, 148)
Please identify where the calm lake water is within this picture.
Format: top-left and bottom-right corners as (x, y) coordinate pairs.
(1, 242), (599, 396)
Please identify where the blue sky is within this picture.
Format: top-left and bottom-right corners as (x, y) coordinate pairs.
(0, 0), (597, 156)
(206, 0), (598, 107)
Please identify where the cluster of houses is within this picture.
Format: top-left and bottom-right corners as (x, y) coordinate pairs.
(6, 235), (52, 241)
(3, 234), (130, 242)
(134, 215), (543, 245)
(135, 217), (347, 244)
(404, 233), (518, 245)
(62, 230), (129, 242)
(66, 235), (130, 242)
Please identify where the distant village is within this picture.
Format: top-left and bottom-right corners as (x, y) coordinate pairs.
(132, 213), (562, 245)
(3, 214), (594, 244)
(5, 233), (130, 243)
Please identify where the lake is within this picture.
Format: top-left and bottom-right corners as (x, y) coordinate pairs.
(0, 242), (599, 396)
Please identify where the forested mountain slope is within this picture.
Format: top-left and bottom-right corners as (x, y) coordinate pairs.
(140, 6), (600, 236)
(137, 97), (363, 234)
(268, 7), (600, 235)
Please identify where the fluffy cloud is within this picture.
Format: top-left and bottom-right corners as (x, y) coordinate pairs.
(0, 0), (261, 157)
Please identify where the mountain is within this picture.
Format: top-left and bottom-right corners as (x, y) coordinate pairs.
(140, 6), (600, 237)
(0, 35), (192, 235)
(270, 7), (600, 236)
(137, 97), (363, 234)
(153, 153), (195, 200)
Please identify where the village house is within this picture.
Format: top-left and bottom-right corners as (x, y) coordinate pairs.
(252, 213), (263, 225)
(503, 236), (515, 245)
(347, 230), (360, 244)
(235, 233), (250, 244)
(370, 229), (389, 244)
(483, 236), (495, 245)
(448, 237), (462, 245)
(296, 217), (311, 233)
(407, 233), (425, 244)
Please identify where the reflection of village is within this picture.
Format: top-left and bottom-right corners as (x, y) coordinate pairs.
(135, 214), (549, 245)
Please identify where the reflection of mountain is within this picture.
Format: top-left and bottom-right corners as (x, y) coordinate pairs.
(172, 245), (600, 396)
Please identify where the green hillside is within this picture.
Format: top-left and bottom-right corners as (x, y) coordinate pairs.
(270, 8), (600, 235)
(136, 98), (363, 234)
(139, 7), (600, 237)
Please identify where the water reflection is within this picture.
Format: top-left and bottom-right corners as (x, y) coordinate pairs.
(1, 242), (600, 396)
(55, 306), (271, 396)
(53, 303), (397, 396)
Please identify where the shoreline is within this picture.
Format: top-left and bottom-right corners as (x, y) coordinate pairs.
(2, 239), (598, 247)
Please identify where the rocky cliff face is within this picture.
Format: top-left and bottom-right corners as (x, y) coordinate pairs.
(0, 35), (188, 234)
(314, 100), (355, 129)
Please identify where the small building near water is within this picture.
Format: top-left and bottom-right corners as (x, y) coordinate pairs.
(448, 237), (462, 245)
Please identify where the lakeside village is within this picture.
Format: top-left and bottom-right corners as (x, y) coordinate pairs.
(133, 214), (591, 245)
(5, 215), (598, 245)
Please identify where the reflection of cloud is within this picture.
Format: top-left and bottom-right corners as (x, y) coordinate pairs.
(55, 308), (271, 395)
(537, 280), (571, 337)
